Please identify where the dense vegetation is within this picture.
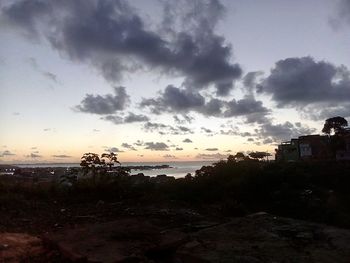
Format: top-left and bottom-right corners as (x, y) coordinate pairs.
(2, 157), (350, 232)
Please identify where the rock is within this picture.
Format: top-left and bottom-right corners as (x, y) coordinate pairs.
(44, 218), (186, 263)
(176, 213), (350, 263)
(0, 233), (45, 262)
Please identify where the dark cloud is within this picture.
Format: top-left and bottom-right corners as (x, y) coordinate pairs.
(141, 85), (205, 114)
(201, 127), (213, 134)
(106, 147), (124, 153)
(177, 126), (193, 133)
(143, 121), (193, 135)
(52, 154), (71, 158)
(256, 121), (317, 144)
(196, 153), (228, 160)
(175, 147), (183, 151)
(134, 140), (144, 146)
(75, 87), (130, 115)
(1, 0), (241, 94)
(220, 129), (238, 136)
(102, 112), (149, 125)
(121, 143), (137, 151)
(205, 148), (219, 151)
(259, 57), (350, 119)
(141, 85), (270, 123)
(223, 96), (270, 121)
(219, 128), (254, 137)
(124, 112), (149, 123)
(173, 115), (194, 124)
(183, 138), (193, 143)
(243, 71), (264, 90)
(101, 115), (123, 124)
(144, 142), (169, 151)
(302, 105), (350, 121)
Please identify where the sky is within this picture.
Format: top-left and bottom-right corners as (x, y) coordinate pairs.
(0, 0), (349, 163)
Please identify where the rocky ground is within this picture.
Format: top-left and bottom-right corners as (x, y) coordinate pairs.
(2, 211), (350, 262)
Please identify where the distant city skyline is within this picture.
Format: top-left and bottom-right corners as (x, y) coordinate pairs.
(0, 0), (349, 163)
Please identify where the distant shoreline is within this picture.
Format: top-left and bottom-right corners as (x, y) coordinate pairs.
(2, 160), (216, 167)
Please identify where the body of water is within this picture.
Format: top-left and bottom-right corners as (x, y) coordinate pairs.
(14, 161), (215, 178)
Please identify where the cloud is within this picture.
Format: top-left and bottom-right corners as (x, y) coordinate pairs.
(144, 142), (169, 151)
(175, 147), (183, 151)
(124, 112), (149, 123)
(219, 128), (254, 137)
(163, 154), (177, 159)
(26, 153), (42, 158)
(121, 143), (137, 151)
(106, 147), (124, 153)
(52, 154), (71, 158)
(205, 148), (219, 151)
(141, 85), (270, 122)
(183, 138), (193, 143)
(143, 121), (193, 135)
(256, 121), (317, 144)
(201, 127), (214, 135)
(141, 85), (205, 114)
(75, 87), (130, 115)
(173, 115), (194, 124)
(25, 57), (59, 83)
(243, 71), (264, 90)
(43, 128), (51, 131)
(102, 112), (149, 124)
(42, 71), (59, 83)
(134, 140), (144, 146)
(223, 96), (270, 122)
(93, 129), (100, 132)
(196, 153), (228, 160)
(1, 0), (241, 94)
(329, 0), (350, 28)
(0, 150), (16, 157)
(220, 129), (239, 136)
(258, 57), (350, 120)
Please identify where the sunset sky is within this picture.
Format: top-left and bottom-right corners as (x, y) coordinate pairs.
(0, 0), (349, 163)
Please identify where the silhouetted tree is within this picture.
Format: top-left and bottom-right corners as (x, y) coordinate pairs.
(101, 152), (120, 170)
(80, 152), (102, 184)
(227, 155), (236, 163)
(234, 152), (245, 161)
(80, 153), (101, 169)
(322, 116), (348, 135)
(249, 151), (272, 161)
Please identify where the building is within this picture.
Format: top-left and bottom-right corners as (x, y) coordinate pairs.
(275, 134), (346, 162)
(336, 133), (350, 161)
(298, 135), (332, 161)
(275, 139), (299, 162)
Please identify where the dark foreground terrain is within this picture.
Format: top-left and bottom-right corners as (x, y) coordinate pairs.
(1, 159), (350, 262)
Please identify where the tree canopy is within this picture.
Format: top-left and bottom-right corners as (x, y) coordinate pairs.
(322, 116), (348, 135)
(248, 151), (272, 160)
